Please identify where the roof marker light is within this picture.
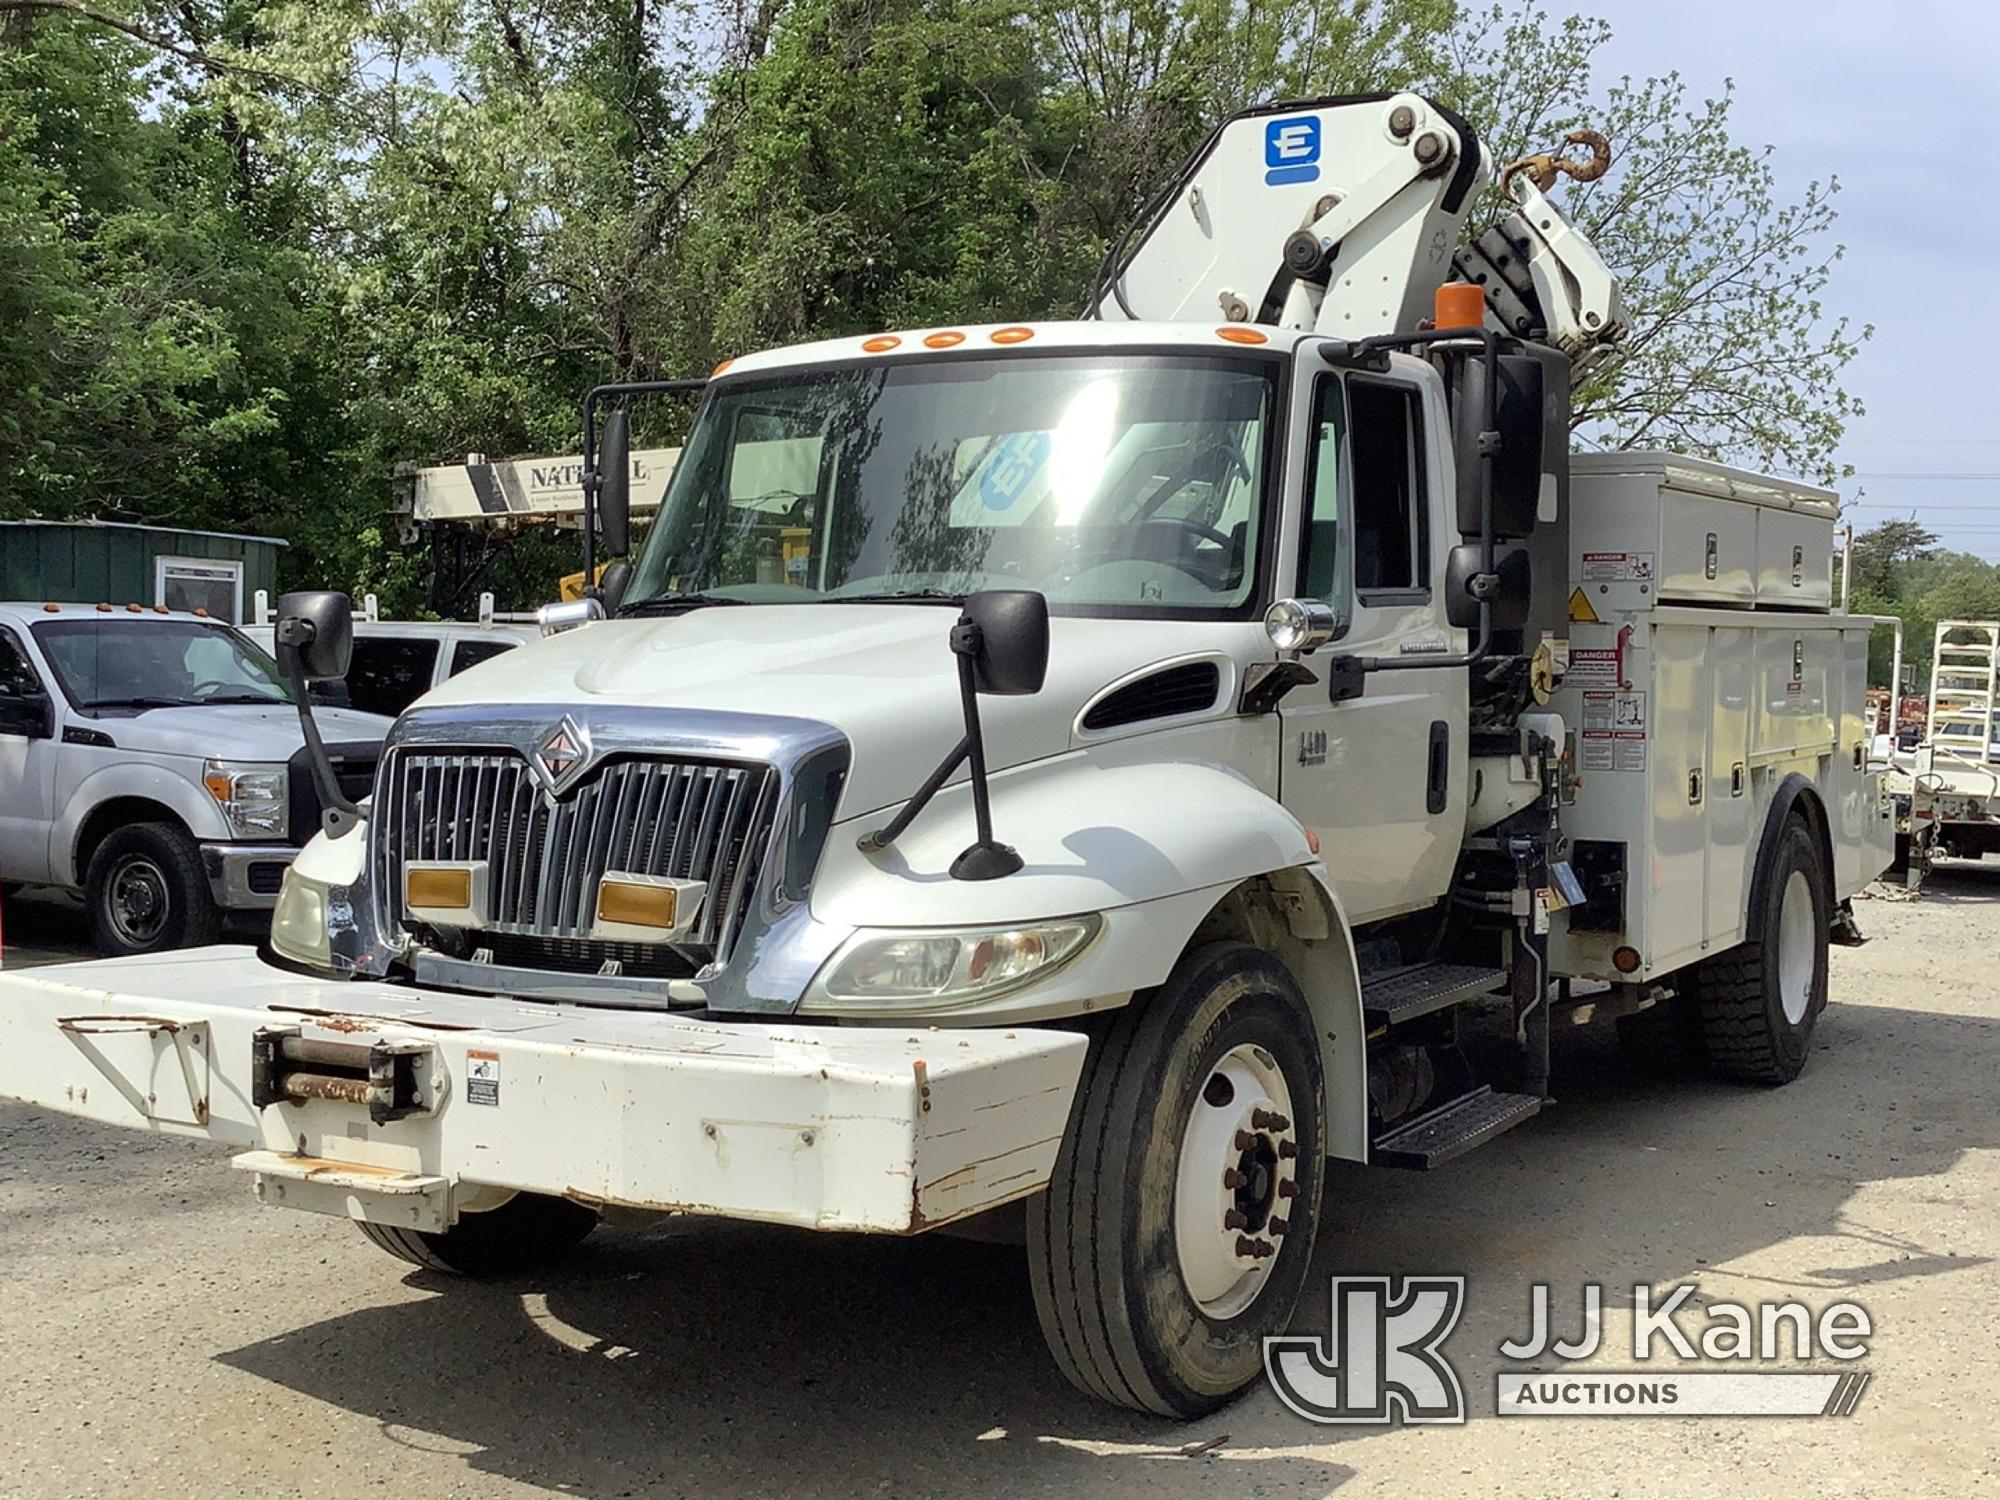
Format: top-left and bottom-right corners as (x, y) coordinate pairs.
(990, 326), (1035, 344)
(862, 335), (901, 353)
(712, 357), (734, 377)
(923, 330), (966, 348)
(1216, 326), (1268, 345)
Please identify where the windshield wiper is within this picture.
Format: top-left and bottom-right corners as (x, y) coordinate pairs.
(824, 589), (967, 605)
(617, 593), (761, 616)
(84, 697), (193, 710)
(198, 693), (291, 706)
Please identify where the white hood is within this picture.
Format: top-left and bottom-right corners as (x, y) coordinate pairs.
(105, 702), (393, 761)
(419, 606), (1256, 815)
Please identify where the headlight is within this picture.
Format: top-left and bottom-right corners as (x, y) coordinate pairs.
(799, 915), (1100, 1016)
(270, 867), (332, 970)
(204, 760), (288, 838)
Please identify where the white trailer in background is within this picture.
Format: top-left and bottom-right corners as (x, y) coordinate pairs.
(1884, 621), (2000, 871)
(0, 92), (1894, 1417)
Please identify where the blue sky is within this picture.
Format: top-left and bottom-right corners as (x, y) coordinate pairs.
(1588, 0), (2000, 558)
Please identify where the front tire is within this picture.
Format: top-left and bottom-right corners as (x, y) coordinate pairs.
(1027, 942), (1324, 1417)
(84, 822), (220, 956)
(356, 1191), (599, 1276)
(1685, 815), (1830, 1084)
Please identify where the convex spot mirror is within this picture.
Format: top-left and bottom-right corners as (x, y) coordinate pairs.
(957, 590), (1049, 695)
(274, 591), (354, 682)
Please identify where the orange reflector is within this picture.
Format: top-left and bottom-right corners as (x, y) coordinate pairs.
(711, 357), (734, 377)
(203, 773), (233, 802)
(1612, 945), (1642, 974)
(1306, 829), (1321, 855)
(192, 607), (209, 617)
(126, 602), (142, 612)
(990, 326), (1034, 344)
(42, 602), (58, 613)
(407, 867), (473, 911)
(923, 330), (966, 348)
(96, 602), (112, 612)
(1216, 325), (1268, 345)
(597, 879), (679, 930)
(861, 335), (901, 353)
(1433, 281), (1486, 331)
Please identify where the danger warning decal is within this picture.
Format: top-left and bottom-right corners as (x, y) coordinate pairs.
(467, 1050), (501, 1106)
(1580, 689), (1648, 773)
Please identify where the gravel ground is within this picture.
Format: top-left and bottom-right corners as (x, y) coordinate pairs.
(1, 873), (1997, 1498)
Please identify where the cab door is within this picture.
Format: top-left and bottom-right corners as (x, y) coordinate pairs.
(0, 624), (61, 882)
(1278, 359), (1467, 924)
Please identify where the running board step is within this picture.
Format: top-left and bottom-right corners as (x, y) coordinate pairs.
(1361, 961), (1507, 1029)
(1371, 1086), (1542, 1170)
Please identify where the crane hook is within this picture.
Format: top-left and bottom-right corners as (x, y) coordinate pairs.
(1501, 129), (1613, 194)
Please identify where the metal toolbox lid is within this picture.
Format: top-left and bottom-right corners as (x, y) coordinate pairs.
(1572, 450), (1838, 517)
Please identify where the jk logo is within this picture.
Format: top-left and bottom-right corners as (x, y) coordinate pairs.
(1264, 1276), (1468, 1424)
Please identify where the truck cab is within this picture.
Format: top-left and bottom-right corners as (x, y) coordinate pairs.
(0, 603), (390, 953)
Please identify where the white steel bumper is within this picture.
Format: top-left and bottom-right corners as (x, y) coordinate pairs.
(0, 948), (1087, 1235)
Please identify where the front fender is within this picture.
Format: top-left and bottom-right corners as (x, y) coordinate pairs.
(53, 760), (234, 884)
(810, 752), (1370, 1160)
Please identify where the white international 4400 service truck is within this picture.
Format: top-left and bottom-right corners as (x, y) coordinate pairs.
(0, 94), (1893, 1416)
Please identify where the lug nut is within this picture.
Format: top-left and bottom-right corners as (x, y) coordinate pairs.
(1270, 1216), (1290, 1237)
(1278, 1140), (1299, 1160)
(1234, 1130), (1256, 1151)
(1278, 1179), (1298, 1199)
(1236, 1236), (1276, 1260)
(1224, 1209), (1248, 1230)
(1251, 1109), (1290, 1132)
(1222, 1168), (1248, 1190)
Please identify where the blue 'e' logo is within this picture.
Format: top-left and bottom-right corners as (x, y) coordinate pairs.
(1264, 116), (1322, 186)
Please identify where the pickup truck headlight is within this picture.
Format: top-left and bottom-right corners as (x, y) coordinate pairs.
(799, 915), (1100, 1016)
(203, 760), (289, 838)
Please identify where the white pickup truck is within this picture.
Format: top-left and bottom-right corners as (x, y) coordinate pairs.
(0, 603), (390, 953)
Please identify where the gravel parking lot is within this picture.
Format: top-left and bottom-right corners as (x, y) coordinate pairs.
(2, 875), (1997, 1499)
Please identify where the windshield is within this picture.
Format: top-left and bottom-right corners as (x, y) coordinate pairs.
(33, 618), (293, 710)
(624, 353), (1276, 615)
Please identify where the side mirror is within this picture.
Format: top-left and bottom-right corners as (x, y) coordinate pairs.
(1451, 348), (1567, 540)
(274, 591), (354, 682)
(957, 590), (1048, 696)
(0, 690), (53, 739)
(597, 408), (631, 558)
(1445, 545), (1532, 632)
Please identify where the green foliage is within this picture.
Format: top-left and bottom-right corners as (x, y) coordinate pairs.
(0, 0), (1872, 610)
(1847, 517), (2000, 688)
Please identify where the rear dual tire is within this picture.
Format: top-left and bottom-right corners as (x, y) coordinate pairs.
(1028, 942), (1324, 1417)
(1683, 816), (1830, 1084)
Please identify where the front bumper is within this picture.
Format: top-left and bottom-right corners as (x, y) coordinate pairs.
(0, 949), (1086, 1234)
(199, 842), (296, 910)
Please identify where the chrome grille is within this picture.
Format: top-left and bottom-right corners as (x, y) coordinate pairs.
(376, 749), (780, 962)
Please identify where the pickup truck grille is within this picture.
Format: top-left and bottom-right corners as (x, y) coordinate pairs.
(375, 749), (780, 967)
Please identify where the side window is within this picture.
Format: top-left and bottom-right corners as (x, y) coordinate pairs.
(344, 638), (440, 717)
(448, 638), (518, 677)
(1300, 377), (1345, 601)
(1347, 380), (1427, 596)
(0, 628), (43, 698)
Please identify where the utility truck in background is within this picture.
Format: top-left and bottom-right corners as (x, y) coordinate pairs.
(1885, 621), (2000, 871)
(0, 94), (1894, 1416)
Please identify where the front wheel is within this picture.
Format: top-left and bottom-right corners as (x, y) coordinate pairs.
(1027, 942), (1324, 1417)
(1685, 815), (1830, 1084)
(84, 822), (220, 956)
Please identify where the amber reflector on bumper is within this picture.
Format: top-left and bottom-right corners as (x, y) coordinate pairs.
(406, 867), (473, 911)
(598, 879), (679, 930)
